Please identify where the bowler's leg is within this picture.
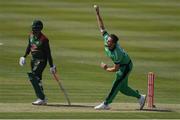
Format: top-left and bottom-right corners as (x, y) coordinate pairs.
(119, 76), (140, 99)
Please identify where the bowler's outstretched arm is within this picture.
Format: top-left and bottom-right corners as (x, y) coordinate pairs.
(94, 5), (106, 35)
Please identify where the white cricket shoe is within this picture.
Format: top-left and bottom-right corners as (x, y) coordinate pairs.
(32, 98), (47, 105)
(138, 94), (146, 110)
(94, 102), (110, 110)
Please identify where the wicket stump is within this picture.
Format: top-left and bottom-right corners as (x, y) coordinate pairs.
(147, 72), (156, 108)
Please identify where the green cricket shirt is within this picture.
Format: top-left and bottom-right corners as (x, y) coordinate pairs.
(103, 31), (131, 65)
(24, 32), (53, 67)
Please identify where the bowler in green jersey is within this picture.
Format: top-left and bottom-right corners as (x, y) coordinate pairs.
(94, 5), (146, 110)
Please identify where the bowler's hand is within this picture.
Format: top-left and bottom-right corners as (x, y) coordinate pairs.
(19, 57), (26, 66)
(94, 5), (99, 14)
(101, 62), (108, 70)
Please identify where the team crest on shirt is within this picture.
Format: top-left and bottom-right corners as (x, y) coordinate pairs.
(30, 36), (42, 51)
(31, 44), (38, 51)
(35, 41), (40, 45)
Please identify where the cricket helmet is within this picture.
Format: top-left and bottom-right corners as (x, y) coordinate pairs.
(32, 20), (43, 31)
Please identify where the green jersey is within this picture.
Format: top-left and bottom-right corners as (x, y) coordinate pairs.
(24, 32), (53, 67)
(103, 31), (131, 65)
(29, 33), (45, 59)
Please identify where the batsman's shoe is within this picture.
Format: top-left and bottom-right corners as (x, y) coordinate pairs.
(32, 98), (47, 105)
(94, 102), (110, 110)
(138, 94), (146, 110)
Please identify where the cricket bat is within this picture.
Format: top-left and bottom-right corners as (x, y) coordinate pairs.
(52, 72), (71, 105)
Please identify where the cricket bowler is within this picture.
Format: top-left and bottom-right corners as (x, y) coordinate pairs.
(19, 20), (56, 105)
(94, 5), (146, 110)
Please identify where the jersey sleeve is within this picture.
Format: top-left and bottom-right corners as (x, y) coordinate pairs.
(44, 40), (53, 67)
(102, 31), (109, 42)
(23, 38), (31, 57)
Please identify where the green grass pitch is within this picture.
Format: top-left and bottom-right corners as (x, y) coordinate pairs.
(0, 0), (180, 119)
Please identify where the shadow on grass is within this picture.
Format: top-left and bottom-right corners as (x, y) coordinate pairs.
(112, 108), (173, 112)
(140, 108), (173, 112)
(113, 106), (173, 112)
(44, 103), (94, 108)
(41, 104), (173, 112)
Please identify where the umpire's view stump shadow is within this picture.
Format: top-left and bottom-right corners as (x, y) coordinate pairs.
(113, 106), (173, 112)
(113, 108), (173, 112)
(141, 108), (173, 112)
(44, 103), (94, 108)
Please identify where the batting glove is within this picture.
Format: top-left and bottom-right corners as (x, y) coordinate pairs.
(50, 65), (56, 74)
(19, 57), (26, 66)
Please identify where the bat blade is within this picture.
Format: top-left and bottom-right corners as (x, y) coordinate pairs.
(52, 73), (71, 105)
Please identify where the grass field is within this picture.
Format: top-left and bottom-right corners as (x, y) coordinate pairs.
(0, 0), (180, 119)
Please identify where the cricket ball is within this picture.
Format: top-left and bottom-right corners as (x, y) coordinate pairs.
(94, 5), (98, 8)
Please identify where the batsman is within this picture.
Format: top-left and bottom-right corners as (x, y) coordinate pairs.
(94, 5), (146, 110)
(19, 20), (56, 105)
